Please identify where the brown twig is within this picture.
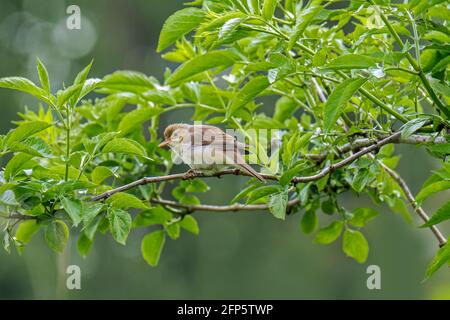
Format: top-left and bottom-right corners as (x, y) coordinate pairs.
(151, 198), (299, 212)
(377, 159), (447, 247)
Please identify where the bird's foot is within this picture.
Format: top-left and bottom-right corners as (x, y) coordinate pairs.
(184, 169), (199, 179)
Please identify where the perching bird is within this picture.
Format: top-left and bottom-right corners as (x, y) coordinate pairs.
(159, 123), (266, 182)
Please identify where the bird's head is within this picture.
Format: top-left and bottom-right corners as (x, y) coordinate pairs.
(159, 123), (191, 148)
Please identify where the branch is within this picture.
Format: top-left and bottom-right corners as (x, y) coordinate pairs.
(90, 169), (278, 202)
(151, 198), (299, 213)
(305, 134), (447, 162)
(376, 159), (447, 247)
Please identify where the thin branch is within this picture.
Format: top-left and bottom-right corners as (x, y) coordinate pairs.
(305, 134), (448, 162)
(292, 131), (402, 184)
(1, 214), (36, 221)
(151, 198), (299, 212)
(90, 169), (278, 202)
(376, 160), (447, 247)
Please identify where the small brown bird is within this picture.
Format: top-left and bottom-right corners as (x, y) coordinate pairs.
(159, 123), (266, 182)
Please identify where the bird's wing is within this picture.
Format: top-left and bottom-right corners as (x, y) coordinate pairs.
(189, 125), (248, 150)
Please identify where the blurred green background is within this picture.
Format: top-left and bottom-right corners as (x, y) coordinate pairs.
(0, 0), (449, 300)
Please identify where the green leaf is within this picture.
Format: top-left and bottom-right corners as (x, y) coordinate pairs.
(228, 76), (270, 117)
(315, 220), (343, 244)
(100, 70), (155, 94)
(246, 185), (280, 204)
(56, 83), (82, 107)
(323, 77), (367, 133)
(425, 242), (450, 279)
(342, 229), (369, 264)
(9, 137), (52, 157)
(274, 96), (298, 123)
(4, 153), (33, 181)
(401, 117), (430, 139)
(349, 208), (379, 227)
(166, 51), (235, 85)
(416, 180), (450, 203)
(262, 0), (278, 20)
(421, 201), (450, 228)
(82, 202), (104, 229)
(118, 107), (162, 135)
(45, 220), (69, 253)
(74, 60), (93, 85)
(5, 121), (52, 146)
(157, 7), (206, 52)
(133, 206), (172, 228)
(36, 58), (50, 93)
(107, 208), (132, 245)
(77, 233), (93, 258)
(185, 179), (210, 193)
(60, 197), (82, 227)
(179, 215), (199, 235)
(141, 230), (166, 266)
(165, 223), (180, 240)
(106, 192), (148, 210)
(15, 220), (40, 246)
(102, 138), (147, 157)
(0, 77), (51, 104)
(300, 210), (318, 234)
(268, 190), (288, 220)
(91, 166), (115, 184)
(324, 54), (376, 70)
(429, 79), (450, 97)
(351, 169), (372, 193)
(288, 2), (322, 50)
(229, 184), (260, 204)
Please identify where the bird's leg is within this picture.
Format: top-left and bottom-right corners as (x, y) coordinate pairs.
(184, 169), (199, 179)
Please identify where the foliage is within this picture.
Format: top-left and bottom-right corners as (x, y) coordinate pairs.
(0, 0), (449, 278)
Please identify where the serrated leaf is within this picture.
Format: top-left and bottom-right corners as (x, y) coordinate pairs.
(36, 58), (50, 93)
(60, 197), (82, 227)
(166, 51), (235, 85)
(425, 242), (450, 279)
(102, 138), (147, 157)
(141, 230), (166, 266)
(5, 121), (52, 146)
(268, 190), (288, 220)
(416, 180), (450, 203)
(323, 77), (367, 133)
(118, 107), (162, 134)
(324, 54), (376, 70)
(157, 8), (206, 52)
(82, 202), (104, 229)
(4, 153), (33, 181)
(349, 208), (379, 227)
(133, 206), (172, 228)
(100, 70), (155, 93)
(107, 208), (132, 245)
(342, 229), (369, 264)
(228, 76), (270, 117)
(9, 136), (52, 158)
(288, 2), (322, 50)
(0, 77), (52, 104)
(45, 220), (69, 253)
(315, 220), (343, 244)
(421, 201), (450, 228)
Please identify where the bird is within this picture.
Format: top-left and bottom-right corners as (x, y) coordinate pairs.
(158, 123), (266, 182)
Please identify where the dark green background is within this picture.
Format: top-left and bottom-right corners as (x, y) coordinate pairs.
(0, 0), (449, 299)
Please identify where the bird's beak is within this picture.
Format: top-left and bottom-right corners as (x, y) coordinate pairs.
(158, 139), (171, 148)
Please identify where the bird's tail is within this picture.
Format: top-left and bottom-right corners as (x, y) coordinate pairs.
(238, 163), (266, 182)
